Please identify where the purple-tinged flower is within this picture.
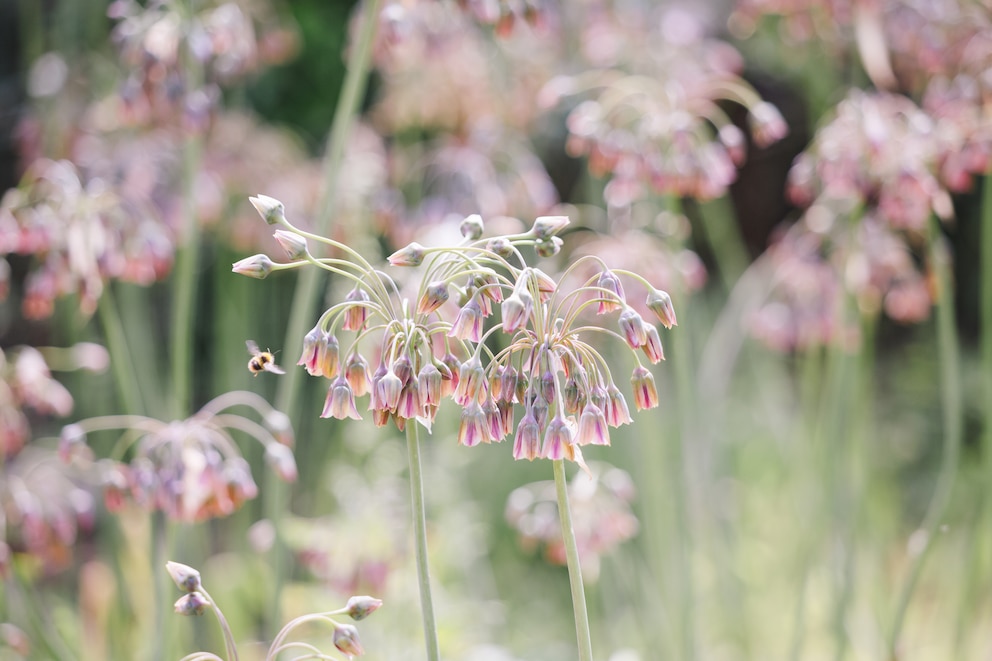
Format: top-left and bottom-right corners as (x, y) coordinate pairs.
(453, 355), (486, 406)
(298, 326), (323, 375)
(449, 298), (484, 342)
(418, 281), (450, 314)
(322, 377), (363, 420)
(641, 326), (665, 364)
(501, 289), (533, 333)
(345, 352), (371, 397)
(343, 288), (372, 331)
(630, 366), (658, 411)
(318, 332), (341, 379)
(375, 368), (404, 412)
(396, 381), (424, 420)
(513, 410), (542, 461)
(618, 307), (648, 349)
(596, 270), (626, 313)
(417, 363), (442, 407)
(388, 241), (426, 267)
(542, 415), (574, 460)
(603, 383), (631, 427)
(458, 402), (488, 447)
(646, 289), (678, 329)
(576, 403), (610, 446)
(232, 254), (274, 279)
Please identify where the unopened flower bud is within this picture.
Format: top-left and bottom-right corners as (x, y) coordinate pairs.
(388, 242), (426, 267)
(264, 443), (298, 482)
(646, 289), (677, 328)
(718, 124), (747, 165)
(263, 410), (294, 447)
(174, 591), (210, 616)
(232, 254), (274, 279)
(71, 342), (110, 372)
(346, 595), (383, 620)
(333, 623), (365, 657)
(273, 229), (308, 260)
(749, 101), (788, 147)
(460, 213), (484, 239)
(58, 423), (88, 463)
(487, 236), (513, 258)
(641, 325), (665, 363)
(249, 194), (286, 225)
(535, 236), (563, 257)
(532, 215), (570, 239)
(166, 561), (202, 593)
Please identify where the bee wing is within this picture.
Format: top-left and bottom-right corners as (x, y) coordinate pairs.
(265, 362), (286, 375)
(246, 340), (261, 355)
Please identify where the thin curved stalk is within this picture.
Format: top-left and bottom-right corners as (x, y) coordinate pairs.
(406, 423), (440, 661)
(267, 0), (383, 634)
(97, 288), (143, 417)
(887, 218), (962, 657)
(553, 459), (594, 661)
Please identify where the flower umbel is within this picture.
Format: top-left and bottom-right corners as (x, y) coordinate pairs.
(236, 195), (675, 464)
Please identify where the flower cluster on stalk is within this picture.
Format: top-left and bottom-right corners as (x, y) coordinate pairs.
(1, 343), (107, 575)
(59, 391), (296, 523)
(539, 5), (788, 207)
(505, 462), (638, 580)
(751, 90), (954, 351)
(236, 195), (676, 466)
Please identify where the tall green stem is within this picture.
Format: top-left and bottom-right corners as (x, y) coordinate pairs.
(553, 459), (594, 661)
(171, 127), (202, 418)
(97, 289), (143, 417)
(266, 0), (383, 634)
(406, 423), (440, 661)
(887, 218), (962, 657)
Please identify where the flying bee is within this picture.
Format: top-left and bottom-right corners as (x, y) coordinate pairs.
(246, 340), (285, 376)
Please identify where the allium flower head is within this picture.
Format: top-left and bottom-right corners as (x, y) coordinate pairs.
(61, 391), (295, 523)
(239, 197), (675, 461)
(505, 462), (639, 580)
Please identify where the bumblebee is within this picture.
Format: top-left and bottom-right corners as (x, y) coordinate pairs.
(246, 340), (285, 376)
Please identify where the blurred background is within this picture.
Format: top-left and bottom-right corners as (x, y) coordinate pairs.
(1, 0), (990, 660)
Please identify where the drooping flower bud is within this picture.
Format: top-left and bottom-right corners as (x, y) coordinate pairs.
(321, 377), (363, 420)
(388, 242), (426, 267)
(501, 289), (533, 334)
(512, 410), (541, 460)
(298, 325), (323, 375)
(174, 592), (210, 616)
(535, 236), (563, 257)
(232, 254), (274, 279)
(346, 595), (383, 621)
(641, 325), (665, 363)
(532, 215), (570, 239)
(165, 561), (202, 593)
(264, 443), (298, 482)
(333, 623), (365, 657)
(418, 281), (450, 314)
(249, 194), (286, 225)
(749, 101), (788, 147)
(273, 229), (308, 260)
(459, 213), (484, 239)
